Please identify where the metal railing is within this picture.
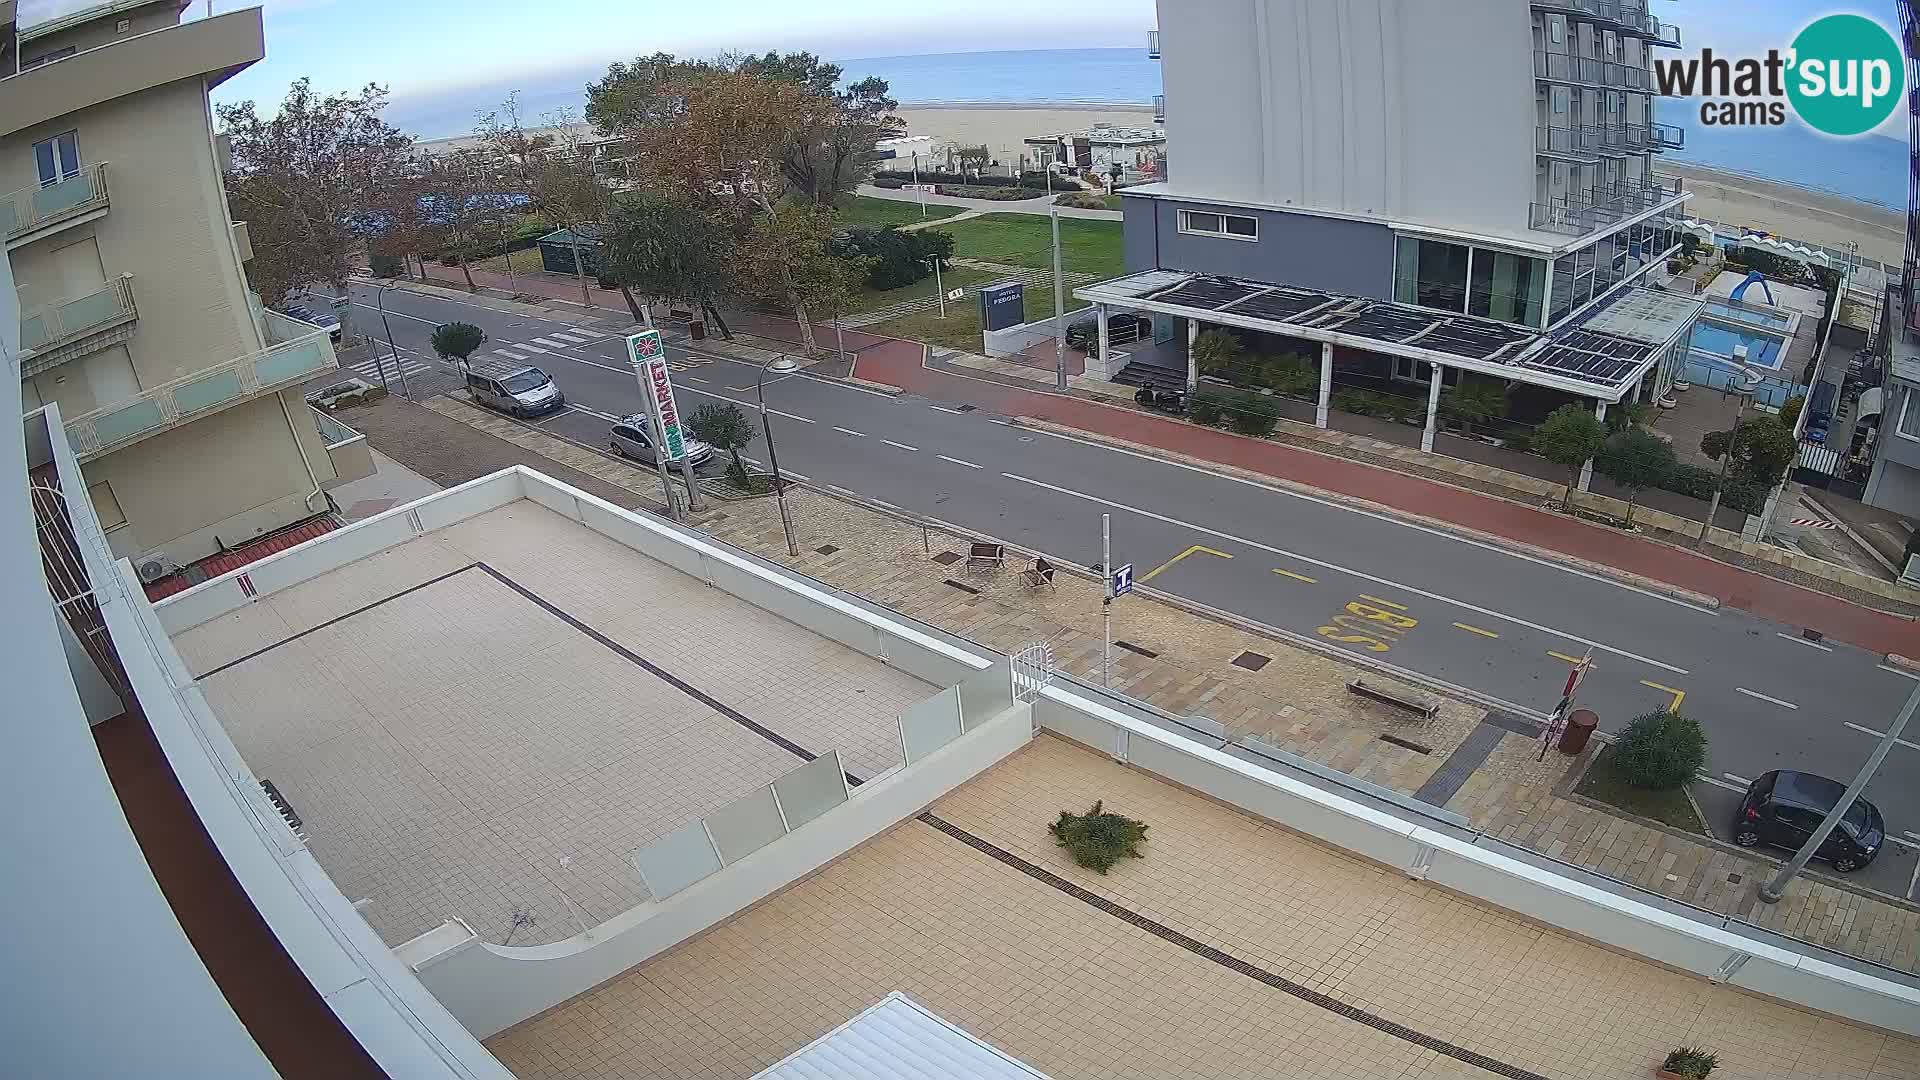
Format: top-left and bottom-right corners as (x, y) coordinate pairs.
(263, 307), (329, 345)
(1534, 50), (1605, 86)
(310, 404), (362, 449)
(64, 328), (337, 461)
(1531, 176), (1681, 235)
(1536, 126), (1597, 158)
(19, 274), (136, 356)
(1152, 94), (1165, 122)
(0, 162), (109, 243)
(1147, 29), (1159, 58)
(1649, 15), (1682, 47)
(1650, 121), (1685, 149)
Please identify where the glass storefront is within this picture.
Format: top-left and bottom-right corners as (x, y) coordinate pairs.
(1395, 238), (1548, 329)
(1468, 250), (1548, 326)
(1393, 237), (1471, 313)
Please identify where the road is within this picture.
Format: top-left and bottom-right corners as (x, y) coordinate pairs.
(348, 282), (1920, 899)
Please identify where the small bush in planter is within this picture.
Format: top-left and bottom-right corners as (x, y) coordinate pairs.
(1611, 710), (1708, 791)
(1660, 1046), (1719, 1079)
(1226, 401), (1279, 437)
(1050, 800), (1148, 874)
(1187, 386), (1229, 427)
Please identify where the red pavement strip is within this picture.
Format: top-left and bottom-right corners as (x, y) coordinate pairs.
(848, 340), (1920, 659)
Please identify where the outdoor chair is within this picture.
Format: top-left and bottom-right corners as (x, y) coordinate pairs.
(967, 541), (1006, 573)
(1020, 557), (1057, 591)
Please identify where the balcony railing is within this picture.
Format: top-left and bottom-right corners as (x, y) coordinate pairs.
(64, 326), (338, 462)
(1153, 94), (1165, 122)
(1649, 121), (1685, 150)
(1649, 16), (1681, 47)
(1536, 126), (1595, 158)
(1530, 176), (1682, 236)
(1, 162), (109, 245)
(1532, 0), (1670, 42)
(1147, 29), (1159, 58)
(20, 275), (136, 360)
(1534, 50), (1604, 86)
(263, 307), (330, 345)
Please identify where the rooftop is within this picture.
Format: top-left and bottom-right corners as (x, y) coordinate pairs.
(172, 498), (927, 947)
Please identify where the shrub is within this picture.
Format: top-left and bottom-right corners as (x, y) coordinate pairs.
(1055, 191), (1112, 210)
(1661, 1047), (1719, 1079)
(873, 169), (1021, 188)
(1050, 800), (1148, 874)
(437, 252), (460, 266)
(1190, 328), (1246, 377)
(1252, 354), (1318, 398)
(1332, 388), (1378, 416)
(1611, 710), (1708, 791)
(1535, 404), (1607, 510)
(1187, 386), (1229, 426)
(1440, 377), (1508, 431)
(1227, 406), (1279, 438)
(1500, 431), (1532, 454)
(840, 226), (955, 290)
(1595, 426), (1677, 526)
(870, 177), (906, 189)
(940, 185), (1050, 200)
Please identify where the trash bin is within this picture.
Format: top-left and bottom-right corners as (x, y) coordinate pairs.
(1558, 708), (1599, 755)
(689, 319), (707, 341)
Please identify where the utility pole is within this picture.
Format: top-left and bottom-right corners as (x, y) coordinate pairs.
(913, 152), (925, 219)
(1698, 355), (1759, 550)
(374, 283), (410, 400)
(1760, 680), (1918, 902)
(1051, 206), (1068, 391)
(1102, 513), (1113, 687)
(929, 256), (947, 318)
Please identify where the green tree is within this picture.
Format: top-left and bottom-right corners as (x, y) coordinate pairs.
(473, 94), (615, 312)
(430, 322), (484, 367)
(1701, 414), (1797, 490)
(1534, 404), (1607, 511)
(1610, 710), (1708, 791)
(687, 402), (756, 480)
(1595, 426), (1677, 527)
(604, 195), (743, 338)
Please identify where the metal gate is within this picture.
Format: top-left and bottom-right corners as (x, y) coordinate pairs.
(1791, 440), (1866, 499)
(1012, 641), (1056, 703)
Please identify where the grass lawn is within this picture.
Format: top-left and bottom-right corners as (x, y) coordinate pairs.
(1573, 746), (1709, 836)
(835, 194), (962, 229)
(936, 213), (1125, 280)
(868, 276), (1089, 355)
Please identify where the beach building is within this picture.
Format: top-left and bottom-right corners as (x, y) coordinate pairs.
(4, 0), (347, 578)
(1023, 124), (1164, 182)
(1077, 0), (1702, 487)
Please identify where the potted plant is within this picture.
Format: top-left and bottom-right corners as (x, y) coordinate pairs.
(1658, 1046), (1718, 1079)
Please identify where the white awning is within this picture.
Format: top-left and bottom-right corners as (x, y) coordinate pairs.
(753, 993), (1054, 1080)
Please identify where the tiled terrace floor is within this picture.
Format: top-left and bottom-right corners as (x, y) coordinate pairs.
(174, 500), (930, 947)
(489, 736), (1920, 1080)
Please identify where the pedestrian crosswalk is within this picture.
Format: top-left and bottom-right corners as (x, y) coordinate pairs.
(346, 352), (435, 384)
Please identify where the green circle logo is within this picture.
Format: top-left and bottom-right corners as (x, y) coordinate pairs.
(1786, 14), (1905, 136)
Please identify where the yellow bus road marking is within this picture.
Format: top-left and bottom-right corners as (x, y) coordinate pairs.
(1272, 568), (1317, 583)
(1358, 594), (1407, 610)
(1453, 622), (1500, 639)
(1140, 544), (1233, 583)
(1547, 650), (1586, 665)
(1640, 680), (1685, 713)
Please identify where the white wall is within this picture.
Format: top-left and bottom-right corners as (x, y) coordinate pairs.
(399, 703), (1034, 1039)
(1159, 0), (1538, 239)
(1034, 682), (1920, 1037)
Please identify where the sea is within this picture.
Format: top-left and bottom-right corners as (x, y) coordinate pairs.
(398, 46), (1908, 210)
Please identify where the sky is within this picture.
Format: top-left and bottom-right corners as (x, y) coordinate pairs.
(14, 0), (1911, 138)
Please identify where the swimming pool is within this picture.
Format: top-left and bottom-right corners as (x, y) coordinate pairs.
(1690, 320), (1785, 369)
(1702, 300), (1793, 330)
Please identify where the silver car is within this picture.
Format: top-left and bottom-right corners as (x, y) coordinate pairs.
(609, 414), (715, 468)
(467, 366), (564, 416)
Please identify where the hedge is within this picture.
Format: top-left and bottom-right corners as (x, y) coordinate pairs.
(869, 177), (906, 189)
(873, 169), (1021, 188)
(1656, 462), (1764, 513)
(940, 185), (1050, 200)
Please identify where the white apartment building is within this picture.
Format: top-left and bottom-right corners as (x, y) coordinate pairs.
(4, 0), (353, 579)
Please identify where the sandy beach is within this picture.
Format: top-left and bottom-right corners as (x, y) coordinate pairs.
(895, 103), (1903, 268)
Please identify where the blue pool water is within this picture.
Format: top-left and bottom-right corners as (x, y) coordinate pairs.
(1701, 300), (1792, 330)
(1690, 320), (1784, 369)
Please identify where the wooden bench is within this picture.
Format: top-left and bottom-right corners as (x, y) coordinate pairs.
(1346, 678), (1439, 719)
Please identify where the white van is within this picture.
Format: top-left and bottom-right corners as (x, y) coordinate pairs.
(466, 363), (563, 417)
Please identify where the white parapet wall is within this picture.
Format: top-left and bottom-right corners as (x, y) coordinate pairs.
(396, 703), (1034, 1039)
(1035, 684), (1920, 1038)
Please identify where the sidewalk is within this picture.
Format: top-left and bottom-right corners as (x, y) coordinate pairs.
(347, 392), (1920, 975)
(856, 183), (1123, 220)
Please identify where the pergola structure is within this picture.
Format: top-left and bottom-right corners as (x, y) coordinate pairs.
(1074, 270), (1702, 489)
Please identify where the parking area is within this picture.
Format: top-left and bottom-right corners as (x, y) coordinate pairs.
(174, 500), (930, 947)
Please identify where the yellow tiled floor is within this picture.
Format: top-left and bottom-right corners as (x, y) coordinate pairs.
(490, 736), (1920, 1080)
(175, 501), (932, 946)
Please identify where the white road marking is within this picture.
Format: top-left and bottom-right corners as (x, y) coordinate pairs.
(1698, 775), (1747, 793)
(673, 383), (813, 423)
(514, 342), (550, 353)
(1008, 421), (1719, 616)
(1001, 472), (1690, 676)
(1735, 687), (1799, 709)
(827, 484), (857, 497)
(348, 301), (439, 325)
(883, 439), (919, 452)
(1843, 721), (1920, 750)
(1777, 632), (1834, 652)
(491, 348), (527, 360)
(1721, 772), (1753, 786)
(566, 405), (620, 421)
(1891, 835), (1920, 850)
(939, 455), (982, 469)
(987, 418), (1011, 426)
(1908, 830), (1920, 841)
(1881, 664), (1920, 681)
(530, 336), (568, 348)
(1907, 853), (1920, 904)
(834, 426), (867, 437)
(548, 331), (590, 342)
(929, 405), (966, 415)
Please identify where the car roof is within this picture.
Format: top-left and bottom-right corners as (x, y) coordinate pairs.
(467, 360), (542, 380)
(1771, 770), (1850, 809)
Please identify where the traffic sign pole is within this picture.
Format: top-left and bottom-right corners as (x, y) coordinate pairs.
(1102, 513), (1112, 688)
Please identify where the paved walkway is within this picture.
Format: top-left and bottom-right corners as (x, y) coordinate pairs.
(847, 343), (1920, 658)
(345, 394), (1920, 975)
(856, 183), (1123, 220)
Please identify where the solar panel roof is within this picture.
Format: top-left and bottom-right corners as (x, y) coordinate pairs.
(1514, 328), (1655, 387)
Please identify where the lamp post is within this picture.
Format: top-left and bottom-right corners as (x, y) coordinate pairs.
(374, 282), (410, 400)
(758, 356), (800, 558)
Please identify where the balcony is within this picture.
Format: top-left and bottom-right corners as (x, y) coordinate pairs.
(19, 275), (138, 377)
(1649, 15), (1681, 47)
(1153, 94), (1165, 123)
(311, 405), (374, 488)
(1147, 29), (1159, 58)
(1, 163), (109, 248)
(1536, 126), (1600, 160)
(63, 323), (338, 462)
(1532, 0), (1669, 42)
(1530, 175), (1682, 237)
(1534, 50), (1605, 87)
(1650, 121), (1685, 150)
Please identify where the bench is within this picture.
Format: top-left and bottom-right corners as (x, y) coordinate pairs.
(1020, 557), (1056, 591)
(967, 541), (1006, 573)
(1346, 678), (1439, 720)
(666, 307), (697, 323)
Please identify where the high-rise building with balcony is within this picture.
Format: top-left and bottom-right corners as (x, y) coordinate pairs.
(2, 0), (344, 576)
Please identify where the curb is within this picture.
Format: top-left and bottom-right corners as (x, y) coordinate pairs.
(844, 376), (903, 396)
(1886, 653), (1920, 673)
(1013, 417), (1725, 612)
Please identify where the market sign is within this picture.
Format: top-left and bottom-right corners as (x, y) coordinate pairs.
(626, 330), (686, 460)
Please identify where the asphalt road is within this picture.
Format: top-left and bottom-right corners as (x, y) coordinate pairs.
(348, 283), (1920, 900)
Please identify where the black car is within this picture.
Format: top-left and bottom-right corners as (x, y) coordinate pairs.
(1733, 770), (1884, 873)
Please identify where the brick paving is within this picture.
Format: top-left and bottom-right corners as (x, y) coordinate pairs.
(355, 391), (1920, 973)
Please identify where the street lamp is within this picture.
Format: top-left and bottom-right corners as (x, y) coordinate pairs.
(374, 282), (411, 400)
(758, 356), (801, 558)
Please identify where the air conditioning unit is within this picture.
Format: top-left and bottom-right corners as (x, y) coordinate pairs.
(136, 554), (179, 584)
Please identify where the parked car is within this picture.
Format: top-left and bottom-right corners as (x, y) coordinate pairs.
(609, 414), (714, 469)
(280, 304), (342, 342)
(466, 364), (564, 416)
(1733, 770), (1884, 872)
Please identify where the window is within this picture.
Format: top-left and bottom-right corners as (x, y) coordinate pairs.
(20, 45), (77, 70)
(33, 131), (80, 187)
(501, 369), (549, 393)
(1393, 237), (1470, 312)
(1178, 209), (1258, 241)
(1469, 250), (1549, 327)
(1900, 387), (1920, 440)
(1549, 17), (1564, 44)
(87, 481), (126, 532)
(1552, 88), (1568, 114)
